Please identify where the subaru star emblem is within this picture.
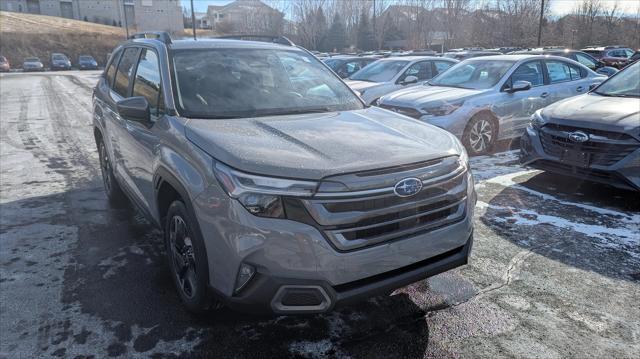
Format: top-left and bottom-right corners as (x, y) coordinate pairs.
(394, 178), (423, 197)
(568, 131), (589, 143)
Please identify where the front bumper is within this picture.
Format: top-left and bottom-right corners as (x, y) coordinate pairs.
(520, 125), (640, 191)
(194, 175), (476, 314)
(222, 233), (473, 315)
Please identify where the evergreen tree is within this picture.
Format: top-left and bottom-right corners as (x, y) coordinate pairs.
(357, 10), (375, 51)
(325, 13), (346, 51)
(315, 7), (328, 51)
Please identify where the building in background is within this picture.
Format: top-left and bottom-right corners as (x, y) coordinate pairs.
(207, 0), (283, 35)
(0, 0), (183, 33)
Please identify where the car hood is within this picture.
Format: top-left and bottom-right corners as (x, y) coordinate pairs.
(185, 107), (461, 180)
(381, 85), (486, 107)
(542, 93), (640, 132)
(345, 80), (384, 92)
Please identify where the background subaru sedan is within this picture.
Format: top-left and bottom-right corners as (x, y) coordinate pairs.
(520, 61), (640, 191)
(378, 55), (606, 155)
(345, 56), (457, 105)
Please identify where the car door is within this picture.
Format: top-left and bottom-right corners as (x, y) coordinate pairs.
(118, 47), (165, 211)
(544, 59), (588, 107)
(492, 60), (548, 139)
(94, 48), (122, 172)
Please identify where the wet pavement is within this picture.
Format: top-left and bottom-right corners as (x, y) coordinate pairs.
(1, 71), (639, 358)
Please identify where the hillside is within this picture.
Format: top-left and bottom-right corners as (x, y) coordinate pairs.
(0, 11), (126, 67)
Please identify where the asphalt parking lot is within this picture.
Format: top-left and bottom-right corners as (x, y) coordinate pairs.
(0, 71), (638, 358)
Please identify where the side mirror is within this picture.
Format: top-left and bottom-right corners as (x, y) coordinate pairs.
(589, 83), (599, 91)
(117, 97), (150, 123)
(401, 75), (418, 85)
(507, 80), (531, 93)
(596, 60), (604, 68)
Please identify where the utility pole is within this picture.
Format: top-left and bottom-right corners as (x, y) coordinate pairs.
(122, 0), (129, 38)
(537, 0), (545, 46)
(373, 0), (377, 50)
(190, 0), (197, 40)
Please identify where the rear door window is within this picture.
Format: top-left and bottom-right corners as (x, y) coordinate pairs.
(132, 49), (164, 116)
(113, 47), (140, 97)
(545, 60), (576, 83)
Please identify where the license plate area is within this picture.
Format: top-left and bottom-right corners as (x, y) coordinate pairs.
(561, 148), (590, 167)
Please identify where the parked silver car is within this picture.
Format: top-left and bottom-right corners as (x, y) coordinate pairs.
(378, 55), (607, 155)
(345, 56), (458, 105)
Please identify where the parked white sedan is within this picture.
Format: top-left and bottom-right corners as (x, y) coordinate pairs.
(345, 56), (458, 105)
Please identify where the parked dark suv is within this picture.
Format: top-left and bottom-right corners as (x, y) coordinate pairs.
(50, 53), (72, 70)
(520, 61), (640, 191)
(581, 46), (634, 69)
(93, 33), (476, 314)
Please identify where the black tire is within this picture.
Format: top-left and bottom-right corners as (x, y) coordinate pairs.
(98, 140), (127, 205)
(164, 200), (219, 313)
(462, 113), (498, 156)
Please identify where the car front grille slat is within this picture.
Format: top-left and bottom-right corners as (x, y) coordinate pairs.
(303, 158), (468, 251)
(540, 124), (640, 167)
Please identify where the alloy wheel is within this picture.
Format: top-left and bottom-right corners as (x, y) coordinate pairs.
(99, 144), (112, 194)
(468, 119), (493, 153)
(169, 215), (198, 299)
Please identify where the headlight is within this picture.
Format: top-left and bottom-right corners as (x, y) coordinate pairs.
(213, 162), (318, 218)
(421, 101), (463, 116)
(457, 146), (469, 170)
(531, 110), (546, 129)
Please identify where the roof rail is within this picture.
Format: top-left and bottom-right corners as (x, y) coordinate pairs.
(604, 45), (623, 49)
(129, 31), (172, 44)
(217, 35), (294, 46)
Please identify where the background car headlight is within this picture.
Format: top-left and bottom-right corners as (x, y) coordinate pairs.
(531, 110), (546, 129)
(421, 101), (463, 116)
(213, 162), (318, 218)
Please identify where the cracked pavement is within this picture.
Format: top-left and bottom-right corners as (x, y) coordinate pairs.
(1, 71), (638, 358)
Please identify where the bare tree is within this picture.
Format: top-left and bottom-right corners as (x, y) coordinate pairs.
(574, 0), (602, 47)
(602, 0), (622, 44)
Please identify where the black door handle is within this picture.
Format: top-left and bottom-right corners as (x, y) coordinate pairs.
(576, 86), (584, 92)
(540, 92), (549, 98)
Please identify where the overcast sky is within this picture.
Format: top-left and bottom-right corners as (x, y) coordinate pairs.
(181, 0), (640, 17)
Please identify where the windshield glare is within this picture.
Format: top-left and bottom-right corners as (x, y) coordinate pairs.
(171, 49), (363, 119)
(429, 60), (514, 90)
(594, 62), (640, 97)
(349, 60), (408, 82)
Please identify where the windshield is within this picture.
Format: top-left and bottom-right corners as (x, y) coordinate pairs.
(593, 62), (640, 97)
(52, 54), (67, 61)
(349, 60), (408, 82)
(171, 48), (363, 119)
(25, 57), (40, 62)
(428, 60), (514, 90)
(79, 56), (94, 61)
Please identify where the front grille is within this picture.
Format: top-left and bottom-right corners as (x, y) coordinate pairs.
(540, 124), (639, 167)
(379, 104), (423, 119)
(302, 156), (468, 251)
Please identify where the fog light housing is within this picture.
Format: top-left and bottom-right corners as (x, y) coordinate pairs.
(234, 263), (255, 294)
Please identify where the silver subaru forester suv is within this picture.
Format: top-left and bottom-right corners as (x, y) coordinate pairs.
(93, 33), (476, 314)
